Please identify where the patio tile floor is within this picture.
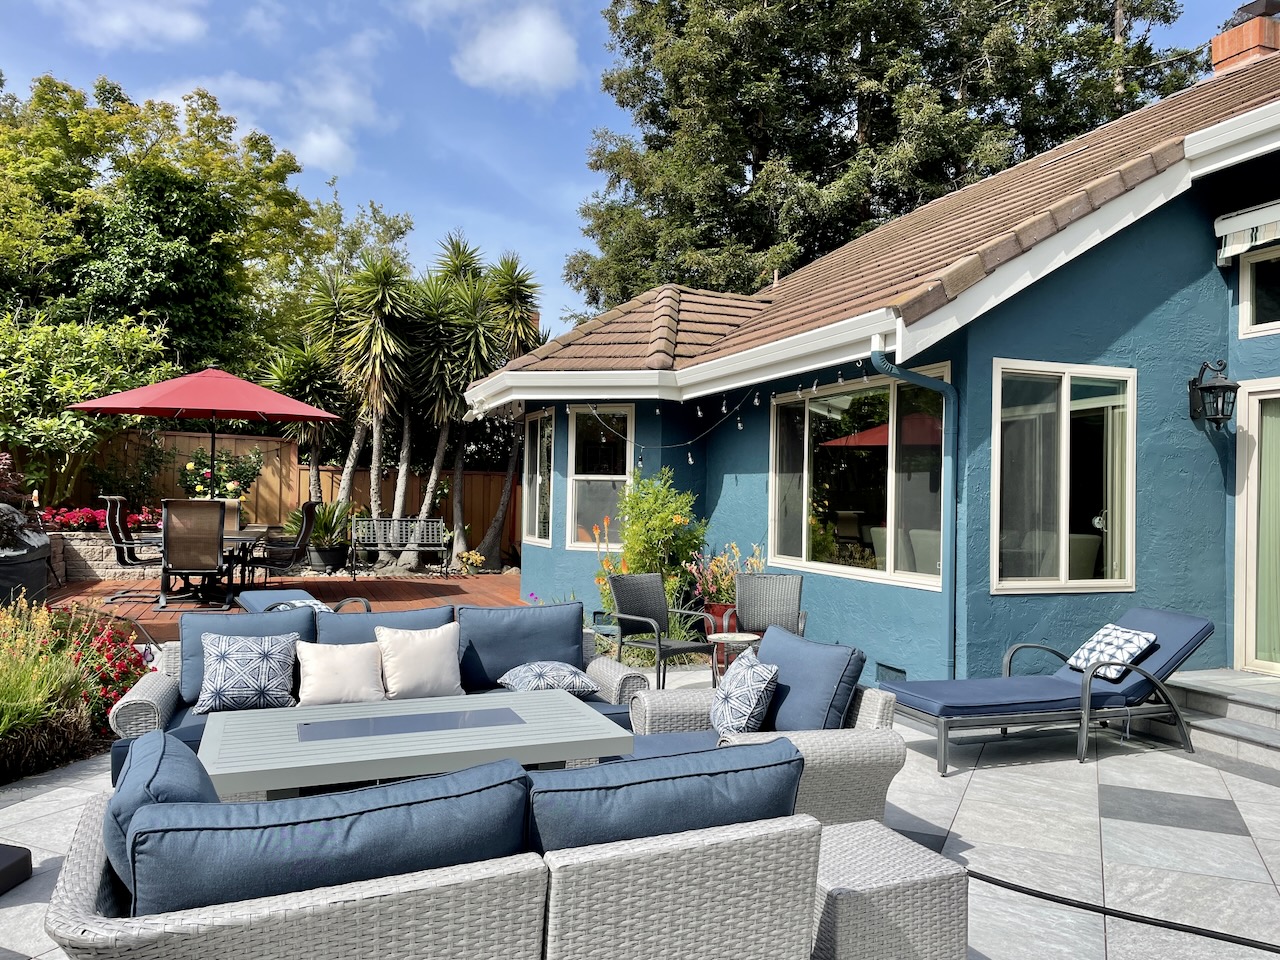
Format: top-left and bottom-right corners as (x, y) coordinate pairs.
(6, 661), (1280, 957)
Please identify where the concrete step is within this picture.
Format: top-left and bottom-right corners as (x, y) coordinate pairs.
(1166, 670), (1280, 727)
(1181, 709), (1280, 770)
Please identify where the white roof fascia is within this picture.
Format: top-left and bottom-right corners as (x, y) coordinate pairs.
(898, 162), (1193, 361)
(465, 369), (680, 412)
(1186, 99), (1280, 179)
(674, 307), (899, 400)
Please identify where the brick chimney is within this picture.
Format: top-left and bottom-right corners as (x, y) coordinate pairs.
(1214, 1), (1280, 73)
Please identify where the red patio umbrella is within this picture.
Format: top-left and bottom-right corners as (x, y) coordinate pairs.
(820, 412), (942, 448)
(68, 367), (342, 468)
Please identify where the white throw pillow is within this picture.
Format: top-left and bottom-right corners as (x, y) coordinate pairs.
(295, 641), (386, 705)
(1066, 623), (1157, 681)
(375, 622), (464, 699)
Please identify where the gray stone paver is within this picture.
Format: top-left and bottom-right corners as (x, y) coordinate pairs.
(4, 667), (1280, 958)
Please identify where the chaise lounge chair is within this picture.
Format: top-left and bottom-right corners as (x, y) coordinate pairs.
(879, 607), (1214, 775)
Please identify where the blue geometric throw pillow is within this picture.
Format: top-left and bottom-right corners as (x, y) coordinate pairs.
(1066, 623), (1156, 681)
(193, 633), (299, 714)
(709, 649), (779, 736)
(498, 661), (599, 698)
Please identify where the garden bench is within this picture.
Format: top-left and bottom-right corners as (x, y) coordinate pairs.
(350, 517), (449, 578)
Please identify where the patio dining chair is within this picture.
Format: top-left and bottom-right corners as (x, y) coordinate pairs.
(100, 495), (161, 605)
(243, 500), (318, 585)
(157, 499), (231, 610)
(606, 573), (718, 689)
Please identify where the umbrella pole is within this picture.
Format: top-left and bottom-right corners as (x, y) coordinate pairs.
(209, 417), (217, 498)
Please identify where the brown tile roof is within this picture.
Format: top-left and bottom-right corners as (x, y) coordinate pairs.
(508, 54), (1280, 378)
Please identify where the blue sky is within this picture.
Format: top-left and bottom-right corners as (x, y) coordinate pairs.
(0, 2), (1229, 337)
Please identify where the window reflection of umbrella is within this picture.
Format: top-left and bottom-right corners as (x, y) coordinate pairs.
(819, 412), (942, 448)
(68, 367), (342, 470)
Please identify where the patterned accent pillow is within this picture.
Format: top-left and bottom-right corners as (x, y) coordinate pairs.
(270, 598), (333, 613)
(498, 661), (600, 698)
(193, 633), (300, 714)
(1066, 624), (1156, 681)
(710, 649), (779, 735)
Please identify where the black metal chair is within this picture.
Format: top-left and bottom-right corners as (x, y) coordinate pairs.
(100, 496), (161, 605)
(243, 500), (318, 585)
(157, 499), (231, 610)
(606, 573), (717, 689)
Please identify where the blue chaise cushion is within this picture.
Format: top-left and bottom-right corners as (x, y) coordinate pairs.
(126, 758), (529, 916)
(179, 608), (316, 704)
(756, 626), (866, 731)
(883, 674), (1129, 717)
(457, 602), (584, 691)
(315, 606), (455, 645)
(104, 732), (220, 889)
(526, 738), (803, 853)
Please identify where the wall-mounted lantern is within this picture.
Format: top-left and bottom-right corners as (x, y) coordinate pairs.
(1188, 360), (1240, 430)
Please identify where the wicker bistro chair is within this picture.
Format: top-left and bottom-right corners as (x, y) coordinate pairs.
(157, 499), (231, 610)
(243, 500), (318, 585)
(729, 573), (806, 635)
(99, 496), (161, 605)
(606, 573), (718, 690)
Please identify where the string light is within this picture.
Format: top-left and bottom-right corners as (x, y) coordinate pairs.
(837, 370), (844, 384)
(637, 449), (644, 469)
(736, 416), (743, 430)
(721, 396), (727, 414)
(811, 379), (818, 394)
(696, 405), (703, 418)
(753, 392), (760, 406)
(687, 451), (694, 465)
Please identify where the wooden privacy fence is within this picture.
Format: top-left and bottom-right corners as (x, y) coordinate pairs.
(69, 431), (522, 554)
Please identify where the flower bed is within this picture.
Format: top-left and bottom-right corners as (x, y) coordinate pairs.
(0, 599), (149, 783)
(41, 505), (160, 532)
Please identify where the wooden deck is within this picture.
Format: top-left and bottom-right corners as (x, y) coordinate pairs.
(50, 574), (525, 642)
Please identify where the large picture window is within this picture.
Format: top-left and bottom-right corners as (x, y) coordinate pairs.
(523, 412), (553, 543)
(991, 359), (1135, 593)
(771, 368), (945, 581)
(568, 405), (632, 547)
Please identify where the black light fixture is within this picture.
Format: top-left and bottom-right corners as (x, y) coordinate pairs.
(1189, 360), (1240, 430)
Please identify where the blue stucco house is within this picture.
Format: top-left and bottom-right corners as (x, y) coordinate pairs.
(467, 23), (1280, 684)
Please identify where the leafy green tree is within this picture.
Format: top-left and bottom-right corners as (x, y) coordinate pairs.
(567, 0), (1207, 311)
(0, 310), (178, 503)
(260, 339), (350, 502)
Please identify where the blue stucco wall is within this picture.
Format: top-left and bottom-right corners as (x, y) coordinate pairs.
(959, 190), (1233, 677)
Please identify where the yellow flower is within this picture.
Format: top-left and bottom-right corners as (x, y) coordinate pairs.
(185, 461), (195, 470)
(195, 484), (204, 492)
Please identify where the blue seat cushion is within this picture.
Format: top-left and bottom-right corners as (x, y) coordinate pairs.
(610, 730), (720, 761)
(104, 733), (219, 891)
(315, 606), (455, 645)
(179, 608), (316, 704)
(126, 758), (529, 916)
(756, 626), (866, 731)
(526, 738), (802, 853)
(580, 695), (632, 731)
(882, 674), (1130, 717)
(236, 589), (329, 614)
(457, 602), (584, 691)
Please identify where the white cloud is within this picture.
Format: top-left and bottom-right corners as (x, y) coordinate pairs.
(295, 124), (356, 173)
(35, 0), (207, 51)
(400, 0), (473, 32)
(148, 72), (285, 136)
(241, 1), (287, 44)
(450, 6), (581, 96)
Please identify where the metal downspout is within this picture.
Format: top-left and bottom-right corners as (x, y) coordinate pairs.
(868, 342), (959, 679)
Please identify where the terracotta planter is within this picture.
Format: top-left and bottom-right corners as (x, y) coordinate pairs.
(703, 601), (739, 670)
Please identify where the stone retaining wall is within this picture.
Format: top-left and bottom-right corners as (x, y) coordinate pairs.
(48, 532), (161, 586)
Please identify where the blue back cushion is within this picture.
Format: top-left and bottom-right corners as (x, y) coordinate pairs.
(1051, 607), (1214, 701)
(526, 738), (803, 853)
(179, 608), (315, 704)
(457, 602), (584, 691)
(126, 758), (528, 916)
(315, 606), (455, 645)
(104, 732), (219, 889)
(756, 626), (865, 731)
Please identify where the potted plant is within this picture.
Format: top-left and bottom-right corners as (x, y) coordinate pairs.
(458, 549), (484, 575)
(285, 501), (352, 574)
(0, 454), (49, 607)
(685, 543), (765, 666)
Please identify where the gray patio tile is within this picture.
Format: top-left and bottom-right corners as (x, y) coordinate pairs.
(35, 948), (70, 960)
(1099, 784), (1249, 835)
(943, 836), (1102, 903)
(966, 880), (1105, 960)
(0, 865), (61, 960)
(0, 789), (98, 832)
(1236, 801), (1280, 842)
(962, 766), (1098, 817)
(883, 794), (961, 839)
(1103, 863), (1280, 946)
(887, 748), (974, 800)
(1222, 770), (1280, 806)
(1096, 746), (1232, 798)
(1105, 918), (1279, 959)
(1252, 838), (1280, 885)
(948, 797), (1100, 859)
(0, 948), (28, 960)
(1100, 819), (1272, 884)
(970, 732), (1099, 779)
(0, 806), (85, 858)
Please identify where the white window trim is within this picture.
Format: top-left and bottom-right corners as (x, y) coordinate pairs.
(1233, 377), (1280, 676)
(1238, 246), (1280, 340)
(766, 362), (948, 592)
(565, 403), (634, 551)
(522, 410), (553, 547)
(989, 358), (1137, 595)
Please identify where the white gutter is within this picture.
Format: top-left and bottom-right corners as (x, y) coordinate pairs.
(1185, 99), (1280, 178)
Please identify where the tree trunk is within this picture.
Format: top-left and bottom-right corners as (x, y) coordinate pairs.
(398, 422), (450, 569)
(450, 424), (467, 568)
(337, 422), (368, 503)
(308, 440), (323, 503)
(369, 415), (384, 520)
(1113, 0), (1126, 96)
(392, 400), (412, 519)
(476, 423), (520, 568)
